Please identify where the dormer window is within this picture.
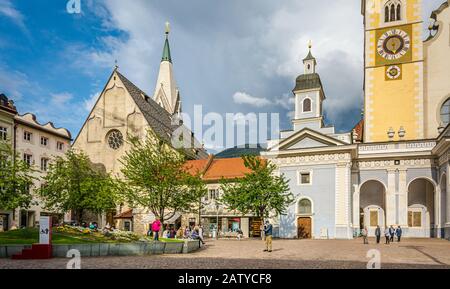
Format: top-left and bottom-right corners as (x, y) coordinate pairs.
(303, 98), (312, 113)
(384, 1), (401, 23)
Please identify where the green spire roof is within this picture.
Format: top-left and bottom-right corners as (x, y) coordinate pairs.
(162, 35), (172, 63)
(303, 49), (316, 62)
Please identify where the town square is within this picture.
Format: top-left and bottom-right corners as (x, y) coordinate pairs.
(1, 0), (450, 274)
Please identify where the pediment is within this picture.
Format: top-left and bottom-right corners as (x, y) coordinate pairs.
(273, 128), (345, 151)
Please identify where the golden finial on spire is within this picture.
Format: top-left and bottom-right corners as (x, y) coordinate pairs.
(308, 40), (312, 50)
(165, 21), (170, 35)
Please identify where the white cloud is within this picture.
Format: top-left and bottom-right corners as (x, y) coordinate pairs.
(0, 0), (27, 33)
(50, 92), (73, 107)
(84, 92), (101, 111)
(233, 92), (272, 107)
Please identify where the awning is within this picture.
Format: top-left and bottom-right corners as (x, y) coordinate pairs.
(163, 212), (182, 224)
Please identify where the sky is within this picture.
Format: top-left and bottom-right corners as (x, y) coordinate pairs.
(0, 0), (445, 151)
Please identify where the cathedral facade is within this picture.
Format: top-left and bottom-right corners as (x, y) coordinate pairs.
(262, 0), (450, 240)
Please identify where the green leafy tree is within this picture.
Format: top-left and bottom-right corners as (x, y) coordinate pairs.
(220, 155), (294, 218)
(38, 150), (119, 223)
(0, 140), (36, 211)
(119, 130), (206, 223)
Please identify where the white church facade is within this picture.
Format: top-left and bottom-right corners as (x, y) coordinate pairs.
(262, 0), (450, 240)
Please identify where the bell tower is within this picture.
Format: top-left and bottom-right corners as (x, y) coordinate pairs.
(362, 0), (423, 142)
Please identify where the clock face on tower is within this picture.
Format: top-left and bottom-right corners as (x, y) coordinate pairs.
(377, 29), (411, 61)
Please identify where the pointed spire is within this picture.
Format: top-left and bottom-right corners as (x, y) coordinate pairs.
(162, 22), (172, 63)
(303, 40), (316, 62)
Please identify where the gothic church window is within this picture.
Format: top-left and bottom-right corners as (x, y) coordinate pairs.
(441, 99), (450, 126)
(384, 1), (401, 23)
(107, 130), (124, 150)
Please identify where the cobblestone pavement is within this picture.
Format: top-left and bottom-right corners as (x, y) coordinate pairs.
(1, 238), (449, 269)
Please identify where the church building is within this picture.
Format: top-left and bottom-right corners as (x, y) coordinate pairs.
(73, 25), (207, 233)
(262, 0), (450, 240)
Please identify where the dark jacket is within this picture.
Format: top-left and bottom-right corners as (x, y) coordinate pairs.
(375, 227), (381, 236)
(396, 228), (402, 236)
(264, 224), (273, 236)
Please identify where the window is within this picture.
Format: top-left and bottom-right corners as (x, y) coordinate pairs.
(303, 98), (312, 112)
(209, 189), (220, 200)
(24, 131), (32, 142)
(299, 172), (311, 185)
(440, 99), (450, 126)
(384, 1), (401, 23)
(298, 199), (312, 215)
(40, 136), (49, 147)
(107, 130), (124, 150)
(40, 158), (49, 172)
(408, 211), (422, 227)
(0, 126), (7, 141)
(57, 142), (65, 151)
(23, 154), (33, 166)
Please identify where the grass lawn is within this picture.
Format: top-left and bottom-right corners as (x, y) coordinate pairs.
(0, 228), (186, 245)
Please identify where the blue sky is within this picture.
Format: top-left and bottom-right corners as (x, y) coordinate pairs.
(0, 0), (445, 149)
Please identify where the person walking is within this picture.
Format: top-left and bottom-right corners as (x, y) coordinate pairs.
(384, 227), (390, 244)
(151, 218), (162, 241)
(361, 227), (369, 244)
(263, 220), (273, 253)
(375, 225), (381, 244)
(396, 226), (402, 243)
(389, 225), (395, 242)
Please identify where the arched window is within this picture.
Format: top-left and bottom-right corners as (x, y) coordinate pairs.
(441, 99), (450, 126)
(396, 4), (401, 21)
(390, 4), (396, 21)
(385, 6), (390, 22)
(384, 1), (402, 23)
(298, 199), (312, 215)
(303, 98), (312, 112)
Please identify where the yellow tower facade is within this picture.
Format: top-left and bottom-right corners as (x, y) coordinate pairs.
(362, 0), (423, 142)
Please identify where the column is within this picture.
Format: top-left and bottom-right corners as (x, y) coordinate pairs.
(435, 186), (441, 238)
(335, 162), (352, 239)
(398, 169), (408, 227)
(386, 169), (397, 226)
(352, 184), (360, 230)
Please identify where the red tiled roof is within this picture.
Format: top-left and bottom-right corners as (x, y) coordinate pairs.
(184, 155), (213, 176)
(353, 119), (364, 143)
(203, 158), (253, 181)
(114, 209), (133, 219)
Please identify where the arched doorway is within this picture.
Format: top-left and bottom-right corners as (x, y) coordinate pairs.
(440, 174), (447, 239)
(360, 180), (386, 236)
(297, 198), (312, 239)
(408, 178), (436, 238)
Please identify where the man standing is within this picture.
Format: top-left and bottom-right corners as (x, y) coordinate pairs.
(396, 226), (402, 243)
(263, 220), (273, 253)
(375, 225), (381, 244)
(389, 225), (395, 242)
(361, 227), (369, 245)
(384, 227), (390, 244)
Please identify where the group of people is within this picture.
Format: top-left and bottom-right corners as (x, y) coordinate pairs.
(148, 218), (206, 245)
(361, 225), (403, 245)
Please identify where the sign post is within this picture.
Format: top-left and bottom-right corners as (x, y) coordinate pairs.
(39, 216), (52, 245)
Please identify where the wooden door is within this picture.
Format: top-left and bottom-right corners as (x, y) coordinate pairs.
(297, 217), (312, 239)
